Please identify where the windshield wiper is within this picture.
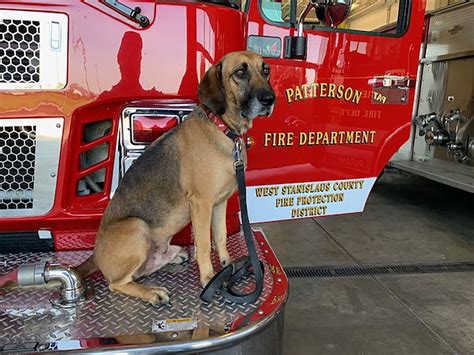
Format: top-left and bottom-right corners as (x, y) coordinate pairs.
(102, 0), (150, 27)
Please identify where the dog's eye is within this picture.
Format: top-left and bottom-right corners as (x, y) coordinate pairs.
(263, 67), (270, 76)
(234, 69), (246, 79)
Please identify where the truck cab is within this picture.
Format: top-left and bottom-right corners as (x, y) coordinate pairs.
(0, 0), (427, 352)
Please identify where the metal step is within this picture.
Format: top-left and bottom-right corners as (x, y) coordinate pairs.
(390, 159), (474, 193)
(0, 230), (287, 353)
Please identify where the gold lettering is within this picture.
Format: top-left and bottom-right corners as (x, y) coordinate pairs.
(355, 131), (361, 144)
(308, 132), (316, 145)
(301, 84), (309, 99)
(346, 131), (354, 143)
(344, 87), (353, 101)
(369, 131), (376, 143)
(264, 133), (272, 147)
(322, 132), (329, 145)
(352, 90), (362, 104)
(328, 83), (336, 98)
(311, 83), (319, 97)
(316, 132), (323, 145)
(278, 132), (286, 146)
(285, 88), (294, 103)
(337, 84), (344, 99)
(320, 83), (327, 97)
(299, 132), (307, 145)
(287, 132), (294, 146)
(330, 131), (338, 145)
(294, 86), (303, 101)
(362, 131), (369, 143)
(338, 131), (345, 144)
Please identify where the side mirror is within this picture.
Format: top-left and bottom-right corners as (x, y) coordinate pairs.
(316, 0), (352, 27)
(284, 0), (352, 59)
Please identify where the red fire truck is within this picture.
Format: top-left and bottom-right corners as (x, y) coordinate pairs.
(0, 0), (427, 353)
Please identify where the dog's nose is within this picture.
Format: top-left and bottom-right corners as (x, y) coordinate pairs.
(257, 90), (275, 106)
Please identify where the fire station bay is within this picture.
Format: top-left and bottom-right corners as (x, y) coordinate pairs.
(0, 0), (473, 354)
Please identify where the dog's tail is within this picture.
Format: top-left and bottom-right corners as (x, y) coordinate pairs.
(75, 255), (99, 278)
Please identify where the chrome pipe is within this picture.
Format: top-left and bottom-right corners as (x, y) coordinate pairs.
(45, 264), (86, 306)
(16, 262), (87, 307)
(297, 1), (317, 37)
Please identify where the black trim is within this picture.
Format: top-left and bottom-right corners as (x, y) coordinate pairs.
(0, 232), (53, 254)
(290, 0), (297, 27)
(258, 0), (413, 39)
(242, 0), (251, 13)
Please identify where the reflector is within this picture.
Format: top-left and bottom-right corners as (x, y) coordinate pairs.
(132, 114), (178, 143)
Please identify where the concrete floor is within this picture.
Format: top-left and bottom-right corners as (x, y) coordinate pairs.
(259, 171), (474, 355)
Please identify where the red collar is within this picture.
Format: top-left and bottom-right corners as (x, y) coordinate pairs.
(203, 107), (241, 142)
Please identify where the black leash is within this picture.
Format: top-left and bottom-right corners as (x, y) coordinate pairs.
(200, 138), (264, 304)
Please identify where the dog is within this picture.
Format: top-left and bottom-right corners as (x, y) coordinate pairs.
(76, 50), (275, 305)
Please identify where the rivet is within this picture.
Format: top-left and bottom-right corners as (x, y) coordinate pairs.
(50, 173), (56, 178)
(56, 123), (61, 128)
(171, 332), (178, 338)
(277, 277), (282, 283)
(258, 310), (264, 315)
(264, 249), (268, 254)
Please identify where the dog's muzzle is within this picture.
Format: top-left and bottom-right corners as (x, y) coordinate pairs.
(244, 89), (276, 119)
(257, 89), (275, 107)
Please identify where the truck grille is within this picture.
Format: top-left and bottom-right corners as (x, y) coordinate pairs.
(0, 19), (40, 84)
(0, 125), (36, 210)
(0, 118), (62, 217)
(0, 10), (67, 90)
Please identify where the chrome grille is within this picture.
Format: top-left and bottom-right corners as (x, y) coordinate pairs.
(0, 19), (40, 84)
(0, 10), (67, 90)
(0, 118), (62, 217)
(0, 125), (36, 210)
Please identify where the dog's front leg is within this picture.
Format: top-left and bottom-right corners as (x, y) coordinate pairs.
(212, 200), (231, 267)
(190, 199), (215, 286)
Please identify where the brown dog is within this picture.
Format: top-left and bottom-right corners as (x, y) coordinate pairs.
(77, 51), (275, 305)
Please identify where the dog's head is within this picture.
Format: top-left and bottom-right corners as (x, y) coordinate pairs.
(198, 51), (275, 132)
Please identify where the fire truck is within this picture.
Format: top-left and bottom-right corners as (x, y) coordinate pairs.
(0, 0), (444, 353)
(390, 1), (473, 193)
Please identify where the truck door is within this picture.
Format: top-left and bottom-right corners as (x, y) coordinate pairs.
(244, 0), (426, 223)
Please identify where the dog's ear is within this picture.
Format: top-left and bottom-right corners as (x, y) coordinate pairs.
(198, 63), (226, 115)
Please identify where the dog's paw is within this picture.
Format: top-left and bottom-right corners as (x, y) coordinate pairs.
(219, 254), (231, 267)
(145, 286), (171, 305)
(218, 248), (231, 267)
(170, 249), (189, 265)
(200, 272), (215, 287)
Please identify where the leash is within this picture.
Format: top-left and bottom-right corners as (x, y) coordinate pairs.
(200, 109), (264, 304)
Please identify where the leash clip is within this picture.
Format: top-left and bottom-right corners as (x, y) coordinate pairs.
(233, 138), (244, 170)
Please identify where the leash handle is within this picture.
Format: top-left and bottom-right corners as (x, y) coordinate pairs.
(200, 139), (264, 304)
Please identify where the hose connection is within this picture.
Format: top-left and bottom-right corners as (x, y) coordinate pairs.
(17, 262), (88, 308)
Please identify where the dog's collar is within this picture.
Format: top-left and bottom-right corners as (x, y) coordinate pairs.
(203, 107), (241, 142)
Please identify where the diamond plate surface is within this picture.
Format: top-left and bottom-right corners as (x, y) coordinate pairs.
(425, 4), (474, 59)
(0, 232), (273, 347)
